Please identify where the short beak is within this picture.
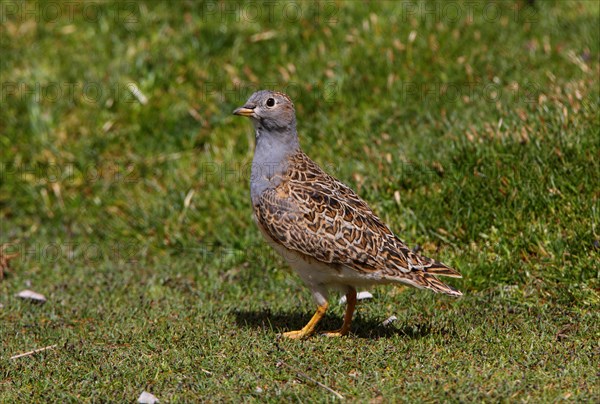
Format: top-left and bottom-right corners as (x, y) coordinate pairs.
(233, 105), (256, 117)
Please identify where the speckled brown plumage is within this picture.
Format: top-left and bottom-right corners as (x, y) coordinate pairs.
(253, 150), (462, 296)
(234, 90), (462, 339)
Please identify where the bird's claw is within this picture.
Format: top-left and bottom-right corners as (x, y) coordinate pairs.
(320, 329), (349, 337)
(280, 330), (313, 340)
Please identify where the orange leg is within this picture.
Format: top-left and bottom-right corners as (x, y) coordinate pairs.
(282, 302), (329, 339)
(322, 288), (357, 337)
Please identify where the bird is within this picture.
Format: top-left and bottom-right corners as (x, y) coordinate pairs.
(233, 90), (462, 339)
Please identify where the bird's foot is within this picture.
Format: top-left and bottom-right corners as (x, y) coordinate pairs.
(320, 329), (349, 337)
(281, 329), (314, 340)
(279, 303), (329, 340)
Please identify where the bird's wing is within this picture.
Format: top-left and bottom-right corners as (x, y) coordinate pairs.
(254, 152), (462, 295)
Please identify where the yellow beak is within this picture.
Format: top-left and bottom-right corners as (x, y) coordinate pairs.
(233, 107), (255, 117)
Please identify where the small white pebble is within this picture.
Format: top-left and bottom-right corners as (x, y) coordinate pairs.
(408, 30), (417, 43)
(255, 386), (263, 394)
(382, 315), (398, 327)
(339, 291), (373, 304)
(128, 83), (148, 105)
(16, 290), (46, 303)
(138, 391), (159, 404)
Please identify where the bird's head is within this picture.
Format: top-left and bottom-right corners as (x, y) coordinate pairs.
(233, 90), (297, 135)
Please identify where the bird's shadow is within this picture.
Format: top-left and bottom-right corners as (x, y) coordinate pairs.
(231, 307), (448, 340)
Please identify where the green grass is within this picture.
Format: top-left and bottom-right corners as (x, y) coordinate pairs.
(1, 0), (599, 401)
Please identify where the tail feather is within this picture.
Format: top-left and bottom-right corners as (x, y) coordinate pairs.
(388, 244), (462, 295)
(421, 273), (462, 296)
(393, 270), (463, 297)
(425, 261), (462, 278)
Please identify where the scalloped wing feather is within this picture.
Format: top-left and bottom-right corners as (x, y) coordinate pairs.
(254, 151), (462, 296)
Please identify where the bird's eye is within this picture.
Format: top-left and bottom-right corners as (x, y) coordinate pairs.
(266, 98), (275, 107)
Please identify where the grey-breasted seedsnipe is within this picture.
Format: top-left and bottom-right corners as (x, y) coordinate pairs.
(233, 90), (462, 339)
